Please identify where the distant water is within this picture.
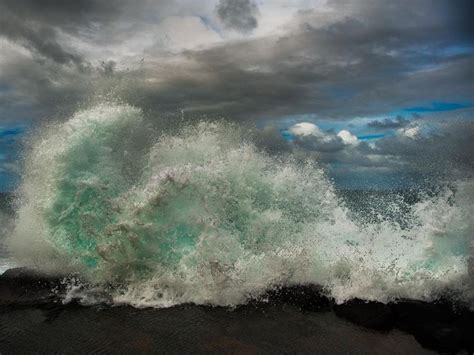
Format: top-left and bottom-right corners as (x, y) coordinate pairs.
(5, 103), (474, 308)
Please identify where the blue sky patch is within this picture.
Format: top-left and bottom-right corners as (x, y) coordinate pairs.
(280, 129), (294, 142)
(404, 101), (472, 113)
(357, 134), (386, 141)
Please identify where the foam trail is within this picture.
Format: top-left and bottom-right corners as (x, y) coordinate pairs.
(9, 103), (473, 307)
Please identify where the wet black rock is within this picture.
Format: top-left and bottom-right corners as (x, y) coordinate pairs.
(0, 267), (64, 306)
(334, 299), (395, 330)
(1, 268), (473, 353)
(392, 300), (474, 352)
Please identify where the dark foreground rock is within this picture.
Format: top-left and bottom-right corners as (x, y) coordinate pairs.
(0, 267), (66, 306)
(1, 268), (472, 354)
(334, 298), (474, 352)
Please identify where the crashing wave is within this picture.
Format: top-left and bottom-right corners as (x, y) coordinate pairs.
(9, 103), (473, 308)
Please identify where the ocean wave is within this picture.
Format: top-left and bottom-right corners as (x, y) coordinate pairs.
(8, 103), (474, 308)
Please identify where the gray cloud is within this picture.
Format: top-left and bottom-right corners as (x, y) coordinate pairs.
(372, 117), (474, 176)
(0, 0), (121, 28)
(132, 21), (473, 120)
(0, 13), (84, 66)
(368, 116), (410, 130)
(1, 0), (473, 124)
(0, 0), (124, 66)
(0, 0), (472, 192)
(216, 0), (259, 33)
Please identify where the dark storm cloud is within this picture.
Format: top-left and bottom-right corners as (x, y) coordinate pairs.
(127, 0), (471, 120)
(0, 0), (123, 65)
(0, 0), (473, 125)
(0, 51), (93, 122)
(368, 116), (410, 130)
(216, 0), (259, 33)
(0, 13), (83, 66)
(131, 16), (473, 121)
(446, 0), (474, 41)
(0, 0), (120, 28)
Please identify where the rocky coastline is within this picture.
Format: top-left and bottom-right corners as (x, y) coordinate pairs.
(1, 267), (473, 354)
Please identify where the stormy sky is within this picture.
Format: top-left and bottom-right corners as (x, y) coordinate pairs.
(0, 0), (473, 190)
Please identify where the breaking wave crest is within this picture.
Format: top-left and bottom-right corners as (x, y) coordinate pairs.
(9, 103), (474, 307)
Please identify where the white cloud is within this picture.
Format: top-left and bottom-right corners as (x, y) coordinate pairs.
(289, 122), (321, 136)
(397, 126), (420, 139)
(288, 122), (358, 152)
(337, 129), (359, 145)
(290, 123), (359, 147)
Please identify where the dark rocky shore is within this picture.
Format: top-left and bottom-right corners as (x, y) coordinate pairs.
(1, 268), (473, 354)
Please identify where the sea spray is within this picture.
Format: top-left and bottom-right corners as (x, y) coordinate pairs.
(9, 103), (473, 307)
